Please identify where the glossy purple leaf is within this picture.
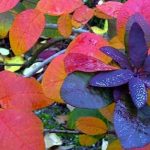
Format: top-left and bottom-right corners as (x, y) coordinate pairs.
(114, 100), (150, 149)
(144, 55), (150, 73)
(100, 46), (130, 69)
(126, 21), (148, 68)
(38, 50), (56, 60)
(61, 72), (112, 109)
(90, 69), (133, 87)
(129, 77), (147, 108)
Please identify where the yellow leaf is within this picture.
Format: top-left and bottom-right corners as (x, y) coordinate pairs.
(99, 103), (115, 122)
(76, 117), (108, 135)
(91, 20), (108, 35)
(79, 134), (98, 146)
(71, 17), (82, 29)
(4, 56), (25, 72)
(107, 140), (123, 150)
(58, 14), (72, 38)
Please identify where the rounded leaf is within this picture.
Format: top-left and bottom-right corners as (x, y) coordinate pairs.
(76, 117), (108, 135)
(9, 9), (45, 55)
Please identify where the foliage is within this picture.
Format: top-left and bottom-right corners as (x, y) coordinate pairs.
(0, 0), (150, 149)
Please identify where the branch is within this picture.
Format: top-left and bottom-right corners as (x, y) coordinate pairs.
(44, 129), (82, 134)
(46, 24), (89, 34)
(24, 49), (66, 78)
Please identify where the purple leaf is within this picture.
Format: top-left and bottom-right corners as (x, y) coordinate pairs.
(144, 55), (150, 73)
(126, 21), (148, 68)
(90, 69), (133, 87)
(100, 46), (130, 69)
(114, 100), (150, 149)
(129, 77), (147, 108)
(141, 75), (150, 89)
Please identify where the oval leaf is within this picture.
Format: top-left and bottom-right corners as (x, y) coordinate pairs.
(58, 14), (72, 38)
(96, 2), (123, 19)
(36, 0), (83, 16)
(66, 32), (111, 63)
(129, 77), (147, 108)
(0, 109), (44, 150)
(61, 72), (113, 109)
(9, 9), (45, 55)
(64, 53), (118, 74)
(0, 71), (52, 111)
(42, 54), (67, 103)
(73, 5), (94, 24)
(0, 0), (19, 13)
(76, 117), (108, 135)
(90, 69), (133, 87)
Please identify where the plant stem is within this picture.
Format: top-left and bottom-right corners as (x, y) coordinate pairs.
(44, 129), (82, 134)
(24, 49), (66, 78)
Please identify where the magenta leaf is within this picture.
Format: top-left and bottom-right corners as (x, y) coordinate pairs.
(114, 100), (150, 149)
(100, 46), (130, 69)
(144, 55), (150, 73)
(126, 22), (148, 68)
(90, 69), (133, 87)
(64, 53), (118, 74)
(61, 72), (113, 109)
(129, 77), (147, 108)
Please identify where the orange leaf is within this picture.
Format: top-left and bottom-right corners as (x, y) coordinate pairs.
(0, 0), (19, 13)
(76, 117), (108, 135)
(0, 109), (45, 150)
(147, 90), (150, 106)
(73, 5), (94, 24)
(36, 0), (83, 16)
(131, 143), (150, 150)
(99, 103), (115, 122)
(42, 54), (67, 103)
(71, 17), (82, 28)
(0, 71), (53, 111)
(58, 14), (72, 38)
(66, 32), (111, 63)
(96, 2), (123, 19)
(9, 9), (45, 55)
(107, 140), (123, 150)
(79, 134), (98, 146)
(109, 36), (125, 49)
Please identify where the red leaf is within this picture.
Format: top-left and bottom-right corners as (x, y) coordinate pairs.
(58, 14), (72, 38)
(66, 32), (111, 63)
(73, 5), (94, 24)
(36, 0), (83, 16)
(96, 2), (123, 19)
(0, 71), (53, 111)
(0, 109), (45, 150)
(9, 9), (45, 55)
(64, 53), (118, 74)
(0, 0), (19, 13)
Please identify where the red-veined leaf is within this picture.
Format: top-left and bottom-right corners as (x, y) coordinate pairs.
(9, 9), (45, 55)
(66, 32), (111, 63)
(0, 71), (53, 111)
(36, 0), (83, 16)
(96, 2), (123, 19)
(0, 0), (19, 13)
(42, 54), (67, 103)
(0, 109), (45, 150)
(58, 14), (72, 38)
(64, 53), (118, 74)
(73, 5), (94, 24)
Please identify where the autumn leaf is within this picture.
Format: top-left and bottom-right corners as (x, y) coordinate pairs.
(99, 103), (115, 122)
(36, 0), (83, 16)
(58, 14), (72, 38)
(107, 140), (123, 150)
(96, 2), (123, 19)
(76, 117), (108, 135)
(79, 135), (98, 146)
(0, 71), (53, 111)
(9, 9), (45, 55)
(64, 53), (118, 74)
(73, 5), (94, 24)
(66, 32), (111, 63)
(42, 54), (67, 103)
(0, 109), (45, 150)
(0, 0), (19, 13)
(71, 18), (82, 28)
